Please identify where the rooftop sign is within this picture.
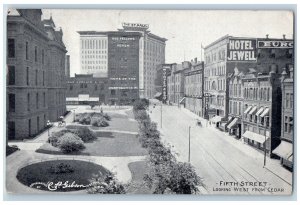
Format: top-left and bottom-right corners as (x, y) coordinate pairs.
(122, 22), (149, 30)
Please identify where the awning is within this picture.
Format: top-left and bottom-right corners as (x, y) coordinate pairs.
(66, 97), (79, 101)
(272, 141), (293, 159)
(288, 154), (293, 162)
(255, 107), (264, 116)
(249, 106), (257, 115)
(242, 131), (269, 144)
(260, 108), (270, 117)
(210, 115), (222, 123)
(227, 118), (239, 129)
(154, 92), (162, 98)
(244, 106), (252, 114)
(88, 97), (100, 102)
(179, 97), (186, 104)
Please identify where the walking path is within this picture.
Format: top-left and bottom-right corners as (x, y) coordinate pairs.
(6, 106), (147, 194)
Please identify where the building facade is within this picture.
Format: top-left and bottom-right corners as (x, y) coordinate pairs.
(184, 59), (204, 117)
(227, 67), (244, 138)
(66, 74), (108, 105)
(65, 54), (70, 78)
(78, 32), (108, 77)
(167, 63), (185, 105)
(241, 69), (282, 156)
(6, 9), (67, 140)
(107, 32), (141, 105)
(273, 66), (294, 169)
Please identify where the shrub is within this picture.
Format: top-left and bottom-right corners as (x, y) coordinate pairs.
(49, 129), (71, 147)
(102, 113), (111, 121)
(78, 114), (91, 125)
(91, 116), (109, 127)
(72, 127), (97, 142)
(133, 98), (149, 112)
(49, 162), (74, 174)
(87, 173), (126, 194)
(57, 133), (85, 153)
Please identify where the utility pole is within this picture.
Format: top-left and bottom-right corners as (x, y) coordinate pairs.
(188, 126), (191, 162)
(160, 101), (162, 128)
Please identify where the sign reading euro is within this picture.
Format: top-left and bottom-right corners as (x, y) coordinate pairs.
(227, 38), (257, 62)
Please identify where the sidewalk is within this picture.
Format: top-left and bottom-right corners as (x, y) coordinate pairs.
(181, 106), (293, 185)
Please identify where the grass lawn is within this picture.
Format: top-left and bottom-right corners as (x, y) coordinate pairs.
(36, 143), (89, 156)
(126, 160), (153, 194)
(83, 132), (148, 157)
(16, 160), (109, 192)
(90, 118), (138, 132)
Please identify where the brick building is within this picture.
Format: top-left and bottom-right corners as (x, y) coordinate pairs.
(241, 68), (282, 156)
(227, 67), (244, 138)
(66, 74), (108, 105)
(273, 66), (294, 169)
(167, 63), (185, 105)
(184, 59), (204, 117)
(6, 9), (67, 140)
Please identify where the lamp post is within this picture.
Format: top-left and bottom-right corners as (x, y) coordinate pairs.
(47, 120), (52, 136)
(188, 126), (191, 162)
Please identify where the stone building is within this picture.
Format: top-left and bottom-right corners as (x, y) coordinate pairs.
(167, 63), (185, 106)
(273, 65), (294, 169)
(6, 9), (67, 140)
(184, 59), (204, 117)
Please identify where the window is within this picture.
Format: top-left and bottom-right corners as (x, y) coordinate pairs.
(95, 85), (97, 90)
(34, 46), (38, 62)
(80, 84), (83, 88)
(290, 94), (293, 108)
(70, 85), (73, 90)
(42, 71), (45, 86)
(36, 93), (39, 109)
(35, 70), (38, 85)
(8, 39), (15, 58)
(26, 67), (29, 85)
(8, 66), (15, 85)
(28, 119), (31, 136)
(286, 93), (290, 108)
(43, 92), (46, 107)
(27, 93), (30, 111)
(8, 94), (15, 112)
(42, 49), (44, 64)
(26, 41), (29, 60)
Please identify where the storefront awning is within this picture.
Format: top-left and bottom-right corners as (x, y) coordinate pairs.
(154, 92), (162, 98)
(66, 97), (79, 101)
(249, 106), (257, 115)
(242, 131), (268, 144)
(179, 97), (186, 104)
(260, 108), (270, 117)
(244, 106), (252, 114)
(255, 107), (264, 116)
(210, 115), (222, 123)
(273, 141), (293, 160)
(227, 118), (239, 129)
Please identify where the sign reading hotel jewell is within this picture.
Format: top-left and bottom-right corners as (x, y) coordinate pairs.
(227, 38), (257, 62)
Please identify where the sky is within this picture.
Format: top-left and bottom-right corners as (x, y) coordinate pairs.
(41, 9), (294, 76)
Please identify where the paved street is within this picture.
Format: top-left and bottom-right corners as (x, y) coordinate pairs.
(148, 103), (292, 195)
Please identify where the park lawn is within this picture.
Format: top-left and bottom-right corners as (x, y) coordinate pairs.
(89, 117), (138, 132)
(83, 132), (148, 157)
(126, 160), (153, 194)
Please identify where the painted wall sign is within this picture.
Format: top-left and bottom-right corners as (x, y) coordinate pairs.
(257, 40), (293, 48)
(162, 65), (171, 103)
(227, 38), (257, 62)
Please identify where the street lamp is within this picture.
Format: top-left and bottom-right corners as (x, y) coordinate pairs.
(46, 120), (52, 136)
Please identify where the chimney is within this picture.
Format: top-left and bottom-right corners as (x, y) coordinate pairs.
(283, 34), (286, 40)
(266, 34), (269, 39)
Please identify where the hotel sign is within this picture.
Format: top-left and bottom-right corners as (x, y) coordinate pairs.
(122, 22), (149, 29)
(257, 40), (293, 48)
(162, 65), (170, 103)
(227, 38), (257, 62)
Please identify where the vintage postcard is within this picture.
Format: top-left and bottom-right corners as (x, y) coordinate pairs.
(5, 8), (294, 195)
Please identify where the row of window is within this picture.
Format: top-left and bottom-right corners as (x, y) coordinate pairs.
(82, 61), (107, 64)
(82, 50), (107, 54)
(229, 101), (242, 115)
(82, 55), (107, 59)
(8, 39), (45, 64)
(81, 39), (107, 50)
(229, 83), (242, 97)
(205, 49), (226, 64)
(204, 79), (226, 91)
(7, 66), (45, 86)
(204, 64), (226, 77)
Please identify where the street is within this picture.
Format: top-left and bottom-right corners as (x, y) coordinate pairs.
(148, 103), (292, 195)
